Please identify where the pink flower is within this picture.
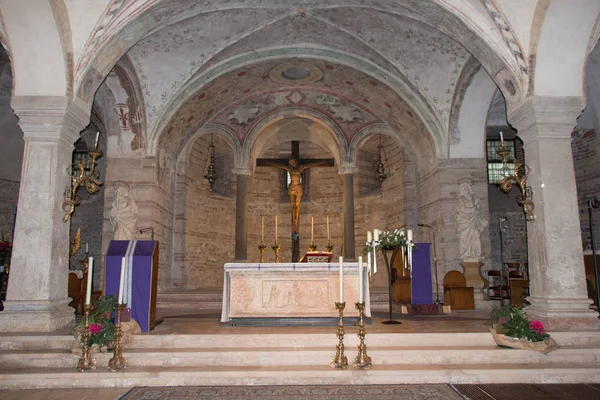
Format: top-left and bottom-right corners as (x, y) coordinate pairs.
(529, 320), (545, 334)
(89, 323), (102, 334)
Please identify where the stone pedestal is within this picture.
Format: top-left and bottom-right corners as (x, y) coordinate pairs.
(0, 96), (88, 332)
(460, 259), (490, 310)
(508, 96), (600, 329)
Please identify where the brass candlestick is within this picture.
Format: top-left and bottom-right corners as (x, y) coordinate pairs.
(325, 241), (333, 253)
(108, 303), (127, 371)
(331, 301), (348, 369)
(308, 242), (317, 251)
(353, 302), (372, 369)
(258, 241), (267, 262)
(77, 304), (97, 372)
(272, 242), (280, 263)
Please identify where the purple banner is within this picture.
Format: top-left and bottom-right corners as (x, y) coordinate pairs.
(411, 243), (433, 304)
(105, 240), (157, 332)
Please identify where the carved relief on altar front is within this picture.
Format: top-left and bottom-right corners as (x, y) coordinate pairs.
(262, 280), (328, 310)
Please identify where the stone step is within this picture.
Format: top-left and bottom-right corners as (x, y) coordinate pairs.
(2, 346), (599, 369)
(2, 363), (600, 388)
(157, 291), (223, 303)
(4, 331), (600, 352)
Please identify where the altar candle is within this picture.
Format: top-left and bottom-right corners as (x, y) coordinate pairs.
(85, 257), (93, 305)
(367, 231), (372, 243)
(327, 216), (330, 241)
(261, 216), (264, 242)
(358, 256), (364, 303)
(339, 256), (344, 302)
(311, 216), (314, 243)
(275, 215), (278, 242)
(407, 229), (413, 242)
(500, 131), (504, 146)
(118, 257), (126, 304)
(373, 229), (379, 242)
(94, 132), (100, 149)
(85, 242), (88, 253)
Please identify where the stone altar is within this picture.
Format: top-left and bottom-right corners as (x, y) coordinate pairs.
(221, 262), (371, 322)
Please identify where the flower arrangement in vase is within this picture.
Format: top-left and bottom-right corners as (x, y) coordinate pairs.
(73, 295), (117, 352)
(490, 305), (559, 353)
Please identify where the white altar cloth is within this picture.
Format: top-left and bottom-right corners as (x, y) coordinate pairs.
(221, 262), (371, 322)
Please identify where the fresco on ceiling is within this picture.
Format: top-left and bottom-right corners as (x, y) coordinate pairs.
(155, 58), (432, 166)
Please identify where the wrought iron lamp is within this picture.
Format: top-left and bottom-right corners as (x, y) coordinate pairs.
(203, 134), (217, 191)
(62, 133), (104, 222)
(496, 133), (535, 222)
(375, 135), (388, 191)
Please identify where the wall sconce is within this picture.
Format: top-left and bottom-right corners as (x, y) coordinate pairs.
(496, 132), (535, 222)
(62, 132), (104, 222)
(203, 133), (217, 191)
(375, 134), (388, 191)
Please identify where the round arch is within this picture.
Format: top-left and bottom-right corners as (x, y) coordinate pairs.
(242, 108), (349, 173)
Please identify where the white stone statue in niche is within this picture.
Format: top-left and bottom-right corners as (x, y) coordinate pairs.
(454, 182), (488, 260)
(110, 181), (138, 241)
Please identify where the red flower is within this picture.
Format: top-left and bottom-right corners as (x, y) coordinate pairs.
(89, 323), (102, 334)
(529, 320), (545, 334)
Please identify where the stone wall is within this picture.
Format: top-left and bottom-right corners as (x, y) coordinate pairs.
(487, 184), (528, 270)
(571, 128), (600, 250)
(183, 137), (236, 289)
(356, 138), (406, 288)
(418, 158), (491, 290)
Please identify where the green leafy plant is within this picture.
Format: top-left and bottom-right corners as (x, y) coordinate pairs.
(491, 305), (549, 342)
(74, 295), (117, 348)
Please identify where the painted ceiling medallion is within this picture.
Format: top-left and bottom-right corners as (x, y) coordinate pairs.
(269, 61), (323, 85)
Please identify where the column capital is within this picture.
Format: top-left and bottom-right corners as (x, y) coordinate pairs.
(11, 95), (90, 144)
(339, 162), (357, 175)
(232, 165), (252, 176)
(507, 95), (584, 141)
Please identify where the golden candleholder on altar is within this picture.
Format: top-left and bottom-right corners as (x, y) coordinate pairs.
(272, 242), (280, 263)
(353, 302), (372, 369)
(308, 242), (317, 252)
(258, 241), (267, 263)
(108, 303), (128, 371)
(325, 241), (333, 253)
(331, 301), (348, 369)
(77, 304), (97, 372)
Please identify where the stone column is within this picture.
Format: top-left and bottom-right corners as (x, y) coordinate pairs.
(508, 96), (599, 329)
(341, 164), (356, 261)
(234, 167), (250, 261)
(0, 96), (89, 332)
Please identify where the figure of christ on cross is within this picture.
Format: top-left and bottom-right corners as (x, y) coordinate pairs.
(256, 141), (335, 262)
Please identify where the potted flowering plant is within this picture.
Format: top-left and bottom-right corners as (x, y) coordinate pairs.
(73, 295), (117, 351)
(490, 305), (558, 353)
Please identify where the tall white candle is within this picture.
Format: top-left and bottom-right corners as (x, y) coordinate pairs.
(358, 256), (364, 303)
(275, 215), (278, 242)
(500, 131), (504, 145)
(339, 256), (344, 302)
(261, 216), (264, 242)
(94, 132), (100, 148)
(367, 231), (372, 243)
(407, 229), (413, 242)
(311, 216), (314, 243)
(327, 216), (330, 241)
(85, 257), (93, 305)
(373, 229), (379, 242)
(118, 257), (126, 304)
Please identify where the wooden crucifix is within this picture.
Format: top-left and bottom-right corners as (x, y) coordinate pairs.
(257, 141), (335, 262)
